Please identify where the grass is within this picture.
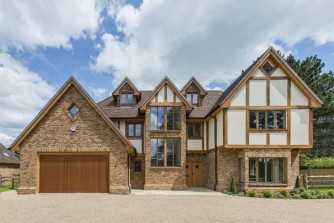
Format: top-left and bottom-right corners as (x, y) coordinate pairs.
(307, 187), (334, 192)
(0, 185), (14, 193)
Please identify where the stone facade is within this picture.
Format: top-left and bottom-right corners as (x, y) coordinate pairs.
(18, 85), (130, 194)
(130, 155), (145, 189)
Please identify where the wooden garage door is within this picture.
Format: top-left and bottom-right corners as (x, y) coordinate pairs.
(39, 155), (109, 193)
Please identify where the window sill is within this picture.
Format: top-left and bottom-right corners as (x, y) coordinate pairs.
(248, 183), (288, 187)
(249, 129), (287, 132)
(150, 130), (182, 133)
(187, 137), (203, 140)
(150, 167), (181, 169)
(127, 136), (142, 139)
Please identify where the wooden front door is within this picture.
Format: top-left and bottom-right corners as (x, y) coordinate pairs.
(186, 162), (203, 187)
(39, 155), (109, 193)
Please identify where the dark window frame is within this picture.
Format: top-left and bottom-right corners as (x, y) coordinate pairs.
(187, 123), (202, 139)
(151, 137), (181, 168)
(150, 106), (181, 131)
(186, 93), (199, 107)
(134, 161), (142, 172)
(120, 93), (133, 107)
(249, 110), (286, 130)
(249, 158), (286, 184)
(126, 123), (142, 138)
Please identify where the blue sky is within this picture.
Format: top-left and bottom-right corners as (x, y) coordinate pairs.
(0, 0), (334, 147)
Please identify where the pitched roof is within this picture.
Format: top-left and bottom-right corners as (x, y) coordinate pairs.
(181, 76), (207, 95)
(0, 143), (19, 165)
(188, 90), (223, 118)
(10, 77), (135, 153)
(210, 46), (323, 114)
(112, 77), (140, 96)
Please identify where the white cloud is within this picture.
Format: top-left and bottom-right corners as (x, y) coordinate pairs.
(92, 0), (334, 89)
(88, 86), (108, 100)
(0, 53), (55, 147)
(0, 0), (103, 50)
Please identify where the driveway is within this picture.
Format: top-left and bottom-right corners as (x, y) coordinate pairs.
(0, 190), (333, 223)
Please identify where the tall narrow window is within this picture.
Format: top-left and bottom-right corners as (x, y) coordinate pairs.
(186, 93), (199, 107)
(151, 107), (164, 130)
(120, 93), (133, 107)
(167, 138), (181, 167)
(167, 107), (181, 131)
(151, 138), (164, 167)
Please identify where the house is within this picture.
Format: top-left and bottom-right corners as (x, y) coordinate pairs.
(0, 143), (19, 183)
(10, 47), (322, 194)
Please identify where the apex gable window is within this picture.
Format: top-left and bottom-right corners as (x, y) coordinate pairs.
(187, 123), (201, 138)
(262, 62), (274, 75)
(151, 107), (180, 131)
(120, 93), (133, 107)
(151, 138), (180, 167)
(127, 123), (142, 137)
(68, 103), (80, 117)
(249, 158), (285, 183)
(250, 110), (285, 130)
(186, 93), (199, 107)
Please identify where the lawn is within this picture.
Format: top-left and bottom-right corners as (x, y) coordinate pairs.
(0, 185), (14, 193)
(307, 187), (334, 192)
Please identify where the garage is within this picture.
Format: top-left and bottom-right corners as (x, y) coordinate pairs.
(39, 155), (109, 193)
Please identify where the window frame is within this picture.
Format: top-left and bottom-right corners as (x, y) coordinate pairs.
(186, 93), (199, 107)
(151, 137), (181, 168)
(187, 123), (202, 139)
(150, 106), (181, 132)
(120, 93), (133, 107)
(249, 110), (286, 130)
(126, 122), (143, 138)
(248, 158), (286, 184)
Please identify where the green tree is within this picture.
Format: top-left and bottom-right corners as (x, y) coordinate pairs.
(281, 52), (334, 156)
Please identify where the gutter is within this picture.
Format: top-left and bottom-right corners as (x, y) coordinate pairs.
(210, 115), (218, 191)
(127, 148), (137, 194)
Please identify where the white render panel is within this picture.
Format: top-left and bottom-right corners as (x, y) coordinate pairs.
(119, 121), (126, 134)
(291, 82), (308, 106)
(230, 84), (246, 106)
(291, 109), (309, 145)
(227, 110), (246, 145)
(175, 96), (181, 102)
(216, 111), (223, 146)
(249, 133), (266, 145)
(249, 80), (266, 106)
(157, 87), (164, 102)
(270, 133), (287, 145)
(252, 69), (266, 78)
(270, 80), (288, 106)
(271, 67), (287, 77)
(166, 85), (174, 102)
(203, 122), (207, 150)
(130, 139), (142, 153)
(208, 118), (215, 149)
(187, 139), (202, 150)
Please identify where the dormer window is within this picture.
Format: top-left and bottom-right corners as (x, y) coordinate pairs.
(186, 93), (199, 107)
(120, 93), (133, 107)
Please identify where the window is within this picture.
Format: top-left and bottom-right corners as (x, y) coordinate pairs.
(186, 93), (199, 107)
(151, 138), (181, 167)
(151, 107), (180, 131)
(250, 110), (286, 130)
(187, 123), (201, 138)
(127, 123), (142, 137)
(68, 104), (80, 117)
(249, 158), (285, 183)
(134, 161), (142, 172)
(262, 62), (274, 75)
(120, 93), (133, 107)
(2, 151), (10, 157)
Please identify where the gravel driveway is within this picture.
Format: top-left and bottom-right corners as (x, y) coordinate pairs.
(1, 190), (333, 223)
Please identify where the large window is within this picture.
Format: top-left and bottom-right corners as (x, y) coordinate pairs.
(151, 107), (181, 131)
(186, 93), (199, 107)
(120, 93), (133, 107)
(187, 123), (201, 138)
(249, 158), (285, 183)
(127, 123), (142, 137)
(250, 110), (285, 130)
(151, 138), (180, 167)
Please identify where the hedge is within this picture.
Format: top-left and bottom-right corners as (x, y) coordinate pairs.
(300, 156), (334, 169)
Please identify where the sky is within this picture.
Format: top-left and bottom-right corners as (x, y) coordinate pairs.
(0, 0), (334, 147)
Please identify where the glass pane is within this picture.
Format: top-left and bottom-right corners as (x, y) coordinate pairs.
(266, 158), (274, 183)
(167, 107), (173, 130)
(258, 158), (266, 182)
(186, 94), (192, 103)
(250, 111), (257, 129)
(158, 107), (164, 130)
(135, 124), (141, 136)
(174, 138), (181, 167)
(157, 139), (164, 167)
(121, 94), (127, 105)
(276, 111), (285, 129)
(193, 94), (198, 106)
(249, 159), (256, 182)
(127, 94), (133, 105)
(275, 159), (284, 183)
(167, 139), (174, 167)
(69, 104), (80, 117)
(267, 111), (275, 129)
(262, 62), (274, 74)
(128, 124), (134, 136)
(195, 124), (201, 137)
(150, 107), (158, 130)
(187, 124), (194, 137)
(173, 107), (181, 130)
(150, 139), (157, 166)
(259, 111), (266, 129)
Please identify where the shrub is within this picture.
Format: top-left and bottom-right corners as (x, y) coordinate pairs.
(246, 189), (257, 197)
(300, 191), (311, 199)
(316, 192), (328, 199)
(295, 176), (302, 189)
(327, 191), (334, 198)
(263, 190), (273, 198)
(300, 155), (334, 169)
(279, 190), (289, 197)
(290, 189), (299, 196)
(230, 177), (237, 194)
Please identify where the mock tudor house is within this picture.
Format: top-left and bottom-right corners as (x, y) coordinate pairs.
(11, 47), (322, 194)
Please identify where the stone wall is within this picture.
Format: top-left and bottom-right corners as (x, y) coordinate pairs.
(18, 85), (129, 194)
(130, 155), (145, 189)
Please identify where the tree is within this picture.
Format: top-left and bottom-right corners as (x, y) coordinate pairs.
(280, 52), (334, 156)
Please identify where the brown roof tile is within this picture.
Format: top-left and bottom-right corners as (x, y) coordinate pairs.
(188, 90), (223, 118)
(0, 143), (19, 165)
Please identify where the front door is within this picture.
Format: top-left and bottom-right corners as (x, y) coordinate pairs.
(186, 162), (203, 187)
